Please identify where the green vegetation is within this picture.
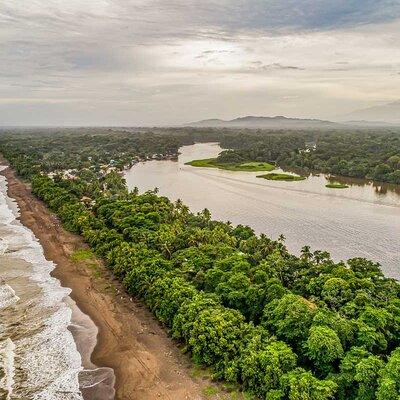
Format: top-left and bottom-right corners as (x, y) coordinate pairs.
(282, 133), (400, 184)
(257, 172), (306, 181)
(88, 263), (102, 279)
(219, 130), (400, 184)
(1, 129), (400, 400)
(71, 248), (94, 262)
(0, 128), (184, 178)
(202, 385), (219, 397)
(240, 162), (274, 170)
(186, 158), (275, 172)
(325, 183), (349, 189)
(3, 126), (399, 184)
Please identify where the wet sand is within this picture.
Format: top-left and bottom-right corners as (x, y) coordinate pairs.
(0, 161), (208, 400)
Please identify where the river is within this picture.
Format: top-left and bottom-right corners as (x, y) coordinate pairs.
(125, 142), (400, 279)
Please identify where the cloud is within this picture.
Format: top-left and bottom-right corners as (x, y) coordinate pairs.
(195, 49), (236, 60)
(1, 0), (400, 125)
(128, 0), (400, 35)
(258, 63), (305, 71)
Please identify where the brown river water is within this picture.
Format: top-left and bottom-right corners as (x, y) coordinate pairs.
(125, 142), (400, 279)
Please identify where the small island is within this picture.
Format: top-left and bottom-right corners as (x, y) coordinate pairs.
(325, 182), (349, 189)
(257, 172), (306, 181)
(186, 158), (275, 172)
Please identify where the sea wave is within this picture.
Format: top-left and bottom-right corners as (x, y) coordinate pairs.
(0, 338), (15, 400)
(0, 238), (8, 255)
(0, 283), (20, 309)
(0, 166), (84, 399)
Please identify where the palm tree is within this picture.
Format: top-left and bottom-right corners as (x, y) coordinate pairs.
(301, 245), (312, 260)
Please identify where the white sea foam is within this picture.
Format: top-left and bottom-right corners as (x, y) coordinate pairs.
(0, 239), (8, 255)
(0, 338), (15, 400)
(0, 283), (20, 309)
(21, 307), (83, 400)
(0, 167), (85, 399)
(0, 201), (15, 225)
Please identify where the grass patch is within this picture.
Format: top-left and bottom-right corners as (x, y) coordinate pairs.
(202, 385), (219, 397)
(326, 182), (349, 189)
(237, 162), (275, 171)
(241, 392), (255, 400)
(88, 263), (102, 279)
(257, 172), (306, 181)
(190, 365), (212, 379)
(71, 248), (94, 262)
(221, 382), (237, 393)
(186, 158), (275, 172)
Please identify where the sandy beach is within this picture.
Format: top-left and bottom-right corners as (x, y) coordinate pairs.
(0, 162), (208, 400)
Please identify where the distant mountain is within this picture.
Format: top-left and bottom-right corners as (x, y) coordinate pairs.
(185, 115), (338, 129)
(340, 101), (400, 124)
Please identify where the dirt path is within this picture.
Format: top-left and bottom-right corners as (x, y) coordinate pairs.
(1, 164), (210, 400)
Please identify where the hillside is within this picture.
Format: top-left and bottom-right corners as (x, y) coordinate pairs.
(186, 115), (338, 128)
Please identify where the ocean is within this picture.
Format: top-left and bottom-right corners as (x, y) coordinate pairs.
(0, 165), (85, 399)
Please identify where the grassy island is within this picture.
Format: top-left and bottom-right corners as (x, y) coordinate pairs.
(325, 182), (349, 189)
(257, 172), (306, 181)
(186, 158), (275, 172)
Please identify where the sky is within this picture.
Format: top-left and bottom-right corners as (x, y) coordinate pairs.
(1, 0), (400, 126)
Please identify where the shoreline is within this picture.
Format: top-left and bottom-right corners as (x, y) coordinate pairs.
(0, 162), (209, 400)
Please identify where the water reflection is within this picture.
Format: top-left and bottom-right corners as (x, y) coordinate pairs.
(325, 175), (400, 196)
(285, 166), (400, 199)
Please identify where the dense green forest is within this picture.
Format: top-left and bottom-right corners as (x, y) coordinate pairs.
(3, 126), (399, 183)
(0, 129), (185, 175)
(1, 129), (400, 400)
(217, 130), (400, 184)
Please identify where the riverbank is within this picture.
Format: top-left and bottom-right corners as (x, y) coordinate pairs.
(0, 162), (209, 400)
(125, 142), (400, 278)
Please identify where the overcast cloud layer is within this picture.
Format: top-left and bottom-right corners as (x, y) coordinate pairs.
(1, 0), (400, 126)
